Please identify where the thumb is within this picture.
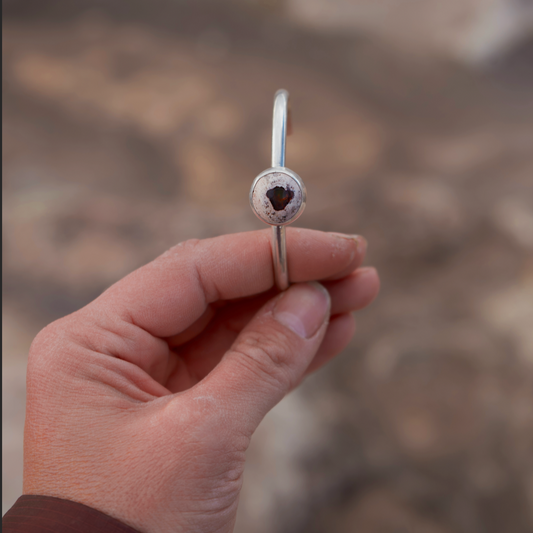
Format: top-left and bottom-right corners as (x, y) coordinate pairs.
(197, 282), (331, 437)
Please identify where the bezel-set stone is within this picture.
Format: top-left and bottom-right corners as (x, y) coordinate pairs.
(250, 167), (306, 226)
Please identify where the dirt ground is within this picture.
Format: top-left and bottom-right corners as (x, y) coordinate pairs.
(3, 1), (533, 531)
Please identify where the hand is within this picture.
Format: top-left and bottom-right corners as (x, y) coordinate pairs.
(23, 228), (379, 533)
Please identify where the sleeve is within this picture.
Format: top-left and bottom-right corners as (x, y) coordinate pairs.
(2, 495), (142, 533)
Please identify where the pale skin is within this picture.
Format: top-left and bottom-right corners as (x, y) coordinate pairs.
(23, 228), (380, 533)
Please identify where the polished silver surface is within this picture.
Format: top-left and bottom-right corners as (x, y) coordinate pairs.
(272, 89), (291, 168)
(271, 225), (289, 290)
(249, 89), (304, 291)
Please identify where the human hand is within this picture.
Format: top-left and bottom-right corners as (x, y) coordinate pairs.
(23, 228), (379, 533)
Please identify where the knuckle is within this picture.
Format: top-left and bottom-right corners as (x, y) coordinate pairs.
(231, 329), (298, 391)
(179, 238), (202, 251)
(27, 321), (66, 383)
(28, 315), (83, 372)
(157, 238), (219, 301)
(160, 238), (201, 259)
(29, 319), (66, 357)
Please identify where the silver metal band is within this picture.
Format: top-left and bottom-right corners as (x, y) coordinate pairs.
(271, 225), (288, 290)
(272, 89), (290, 168)
(271, 90), (290, 290)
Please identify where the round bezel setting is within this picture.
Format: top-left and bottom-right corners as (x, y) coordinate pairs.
(249, 167), (307, 226)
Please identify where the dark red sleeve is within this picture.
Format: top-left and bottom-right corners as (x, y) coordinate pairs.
(2, 495), (142, 533)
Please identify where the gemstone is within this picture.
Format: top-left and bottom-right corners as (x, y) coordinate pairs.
(267, 186), (294, 211)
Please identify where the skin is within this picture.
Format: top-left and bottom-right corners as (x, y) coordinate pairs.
(23, 228), (380, 533)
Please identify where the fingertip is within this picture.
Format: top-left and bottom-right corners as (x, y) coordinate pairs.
(357, 266), (380, 302)
(325, 266), (380, 315)
(321, 233), (367, 281)
(287, 229), (367, 283)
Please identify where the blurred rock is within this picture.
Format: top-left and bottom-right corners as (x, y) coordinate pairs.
(331, 488), (454, 533)
(12, 49), (214, 138)
(2, 2), (533, 531)
(493, 197), (533, 250)
(482, 278), (533, 365)
(285, 0), (533, 66)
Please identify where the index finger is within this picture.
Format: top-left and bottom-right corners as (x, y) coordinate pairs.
(91, 228), (365, 338)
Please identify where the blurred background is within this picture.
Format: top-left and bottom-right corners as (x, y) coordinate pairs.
(3, 0), (533, 531)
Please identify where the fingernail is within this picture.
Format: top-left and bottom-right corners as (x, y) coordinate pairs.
(273, 282), (330, 339)
(329, 233), (367, 253)
(357, 266), (377, 277)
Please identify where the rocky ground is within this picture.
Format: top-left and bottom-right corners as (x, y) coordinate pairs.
(3, 1), (533, 531)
